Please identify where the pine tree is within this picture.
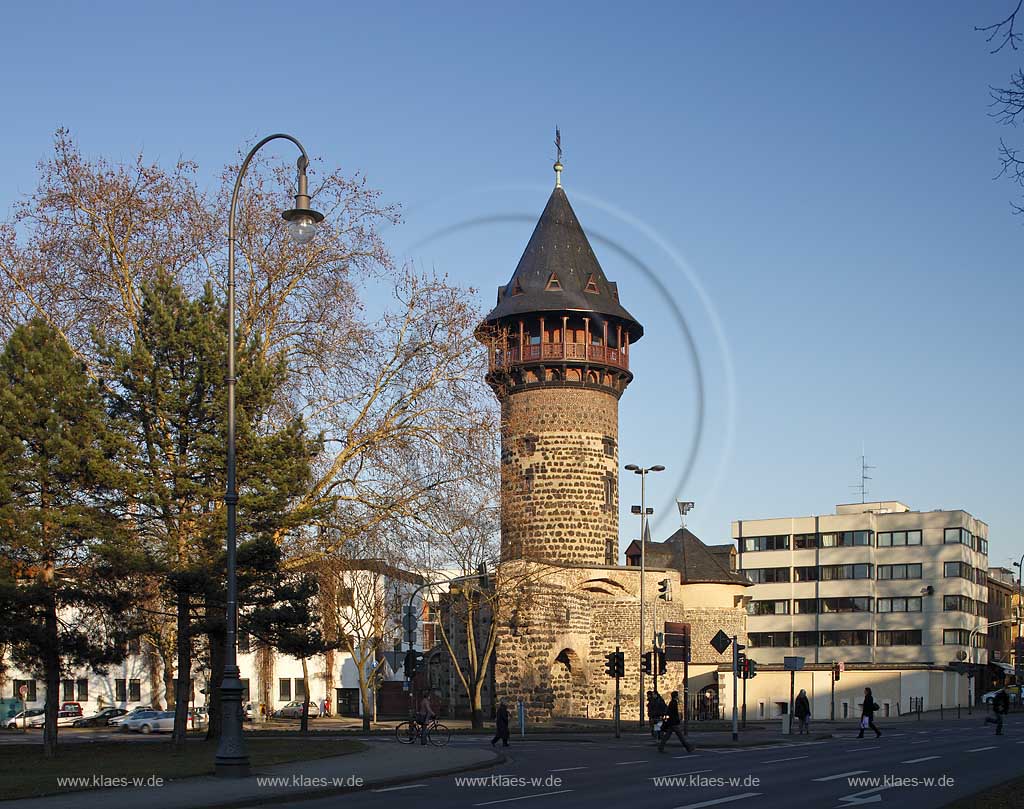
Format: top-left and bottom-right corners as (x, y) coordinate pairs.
(0, 319), (142, 758)
(98, 271), (325, 745)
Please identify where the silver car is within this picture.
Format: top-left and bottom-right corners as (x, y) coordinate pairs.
(274, 700), (319, 719)
(5, 708), (44, 729)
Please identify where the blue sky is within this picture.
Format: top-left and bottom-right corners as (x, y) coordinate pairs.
(1, 2), (1021, 564)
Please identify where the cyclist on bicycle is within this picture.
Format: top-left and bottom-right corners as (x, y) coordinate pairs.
(417, 691), (435, 745)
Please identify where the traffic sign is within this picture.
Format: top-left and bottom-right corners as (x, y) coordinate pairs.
(710, 630), (731, 655)
(18, 684), (27, 698)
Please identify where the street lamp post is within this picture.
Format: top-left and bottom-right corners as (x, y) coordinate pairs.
(625, 463), (664, 727)
(1013, 555), (1024, 687)
(215, 134), (323, 778)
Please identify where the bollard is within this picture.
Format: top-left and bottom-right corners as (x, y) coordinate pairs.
(958, 704), (961, 719)
(917, 700), (921, 720)
(940, 703), (944, 720)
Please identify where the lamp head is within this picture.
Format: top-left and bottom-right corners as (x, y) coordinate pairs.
(624, 464), (639, 472)
(281, 154), (324, 245)
(650, 464), (666, 472)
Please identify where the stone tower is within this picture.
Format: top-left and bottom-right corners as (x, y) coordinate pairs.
(478, 161), (644, 566)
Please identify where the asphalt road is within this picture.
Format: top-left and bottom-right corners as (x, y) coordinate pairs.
(259, 718), (1024, 809)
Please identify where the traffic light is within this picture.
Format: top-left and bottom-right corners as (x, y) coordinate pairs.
(402, 605), (418, 646)
(746, 659), (757, 679)
(657, 578), (672, 601)
(736, 651), (747, 678)
(403, 649), (424, 679)
(605, 651), (625, 678)
(656, 649), (667, 676)
(641, 651), (653, 675)
(833, 662), (841, 682)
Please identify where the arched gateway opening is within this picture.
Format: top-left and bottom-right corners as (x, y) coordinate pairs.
(550, 648), (587, 718)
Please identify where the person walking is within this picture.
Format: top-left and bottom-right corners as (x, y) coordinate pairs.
(985, 686), (1010, 735)
(657, 691), (695, 753)
(794, 689), (811, 735)
(648, 690), (667, 737)
(857, 687), (881, 739)
(491, 700), (511, 747)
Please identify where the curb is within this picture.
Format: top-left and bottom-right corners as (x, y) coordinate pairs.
(177, 745), (507, 809)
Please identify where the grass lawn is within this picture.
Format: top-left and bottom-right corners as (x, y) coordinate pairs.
(0, 736), (365, 800)
(943, 775), (1024, 809)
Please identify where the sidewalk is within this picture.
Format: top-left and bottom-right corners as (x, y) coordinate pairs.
(2, 741), (502, 809)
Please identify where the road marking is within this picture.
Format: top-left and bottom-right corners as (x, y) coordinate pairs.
(614, 759), (647, 765)
(372, 784), (428, 792)
(474, 789), (574, 806)
(549, 766), (588, 772)
(651, 769), (713, 779)
(671, 795), (761, 809)
(838, 784), (894, 805)
(761, 754), (808, 763)
(967, 746), (996, 752)
(672, 754), (703, 759)
(813, 769), (869, 782)
(909, 740), (929, 745)
(900, 756), (940, 763)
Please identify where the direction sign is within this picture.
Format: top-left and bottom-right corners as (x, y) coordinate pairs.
(710, 630), (732, 655)
(665, 622), (691, 662)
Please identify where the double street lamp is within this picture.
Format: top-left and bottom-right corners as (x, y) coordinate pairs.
(624, 463), (664, 726)
(216, 134), (324, 777)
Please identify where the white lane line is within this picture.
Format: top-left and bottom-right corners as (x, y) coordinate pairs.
(671, 794), (762, 809)
(909, 740), (929, 745)
(900, 756), (940, 764)
(672, 754), (703, 759)
(813, 769), (869, 782)
(549, 766), (587, 772)
(651, 769), (713, 779)
(614, 759), (647, 765)
(761, 755), (809, 763)
(474, 789), (574, 806)
(372, 784), (428, 792)
(967, 746), (996, 752)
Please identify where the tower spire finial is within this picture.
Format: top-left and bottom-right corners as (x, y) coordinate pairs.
(553, 126), (563, 188)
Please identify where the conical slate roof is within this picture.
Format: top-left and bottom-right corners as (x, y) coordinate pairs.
(482, 187), (644, 341)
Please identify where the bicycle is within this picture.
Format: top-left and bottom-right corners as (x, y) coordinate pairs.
(395, 716), (450, 746)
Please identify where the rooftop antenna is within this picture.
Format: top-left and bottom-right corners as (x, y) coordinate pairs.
(553, 126), (563, 188)
(849, 446), (875, 504)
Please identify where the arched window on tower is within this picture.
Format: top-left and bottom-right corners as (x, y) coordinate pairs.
(603, 473), (615, 509)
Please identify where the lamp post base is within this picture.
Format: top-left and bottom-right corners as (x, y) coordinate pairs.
(214, 668), (250, 778)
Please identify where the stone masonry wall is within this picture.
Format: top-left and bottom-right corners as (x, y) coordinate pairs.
(493, 562), (747, 722)
(500, 387), (619, 566)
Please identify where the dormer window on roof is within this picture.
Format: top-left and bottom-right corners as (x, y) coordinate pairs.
(545, 273), (562, 291)
(584, 274), (600, 294)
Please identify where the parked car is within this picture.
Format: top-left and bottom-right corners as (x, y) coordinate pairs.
(59, 702), (83, 716)
(125, 710), (175, 734)
(982, 688), (1020, 705)
(274, 700), (319, 719)
(56, 710), (84, 727)
(108, 707), (154, 727)
(242, 702), (255, 721)
(5, 709), (44, 729)
(187, 707), (208, 728)
(72, 708), (128, 727)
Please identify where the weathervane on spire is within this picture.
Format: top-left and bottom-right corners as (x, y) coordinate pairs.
(553, 126), (563, 188)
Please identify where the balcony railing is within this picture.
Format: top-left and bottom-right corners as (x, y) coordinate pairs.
(491, 342), (628, 371)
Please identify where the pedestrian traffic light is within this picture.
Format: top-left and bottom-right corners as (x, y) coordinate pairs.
(604, 651), (624, 678)
(736, 651), (747, 678)
(657, 578), (672, 601)
(656, 649), (667, 676)
(641, 651), (653, 675)
(833, 662), (841, 682)
(746, 659), (757, 679)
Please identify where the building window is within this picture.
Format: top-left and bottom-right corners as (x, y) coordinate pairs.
(602, 437), (615, 457)
(77, 678), (88, 702)
(523, 435), (538, 454)
(944, 595), (974, 613)
(795, 598), (818, 614)
(820, 597), (873, 613)
(821, 531), (872, 547)
(745, 567), (790, 584)
(944, 528), (973, 546)
(129, 679), (141, 702)
(793, 533), (818, 549)
(794, 565), (818, 582)
(603, 474), (614, 508)
(115, 679), (127, 702)
(877, 596), (922, 613)
(747, 599), (790, 616)
(13, 680), (36, 702)
(877, 630), (922, 646)
(877, 563), (922, 580)
(792, 631), (818, 647)
(977, 537), (989, 555)
(819, 630), (873, 647)
(279, 678), (292, 701)
(742, 535), (790, 552)
(63, 679), (75, 702)
(523, 469), (534, 494)
(748, 632), (791, 647)
(944, 629), (970, 645)
(294, 679), (306, 699)
(944, 561), (973, 580)
(820, 564), (873, 581)
(877, 530), (922, 547)
(976, 568), (987, 586)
